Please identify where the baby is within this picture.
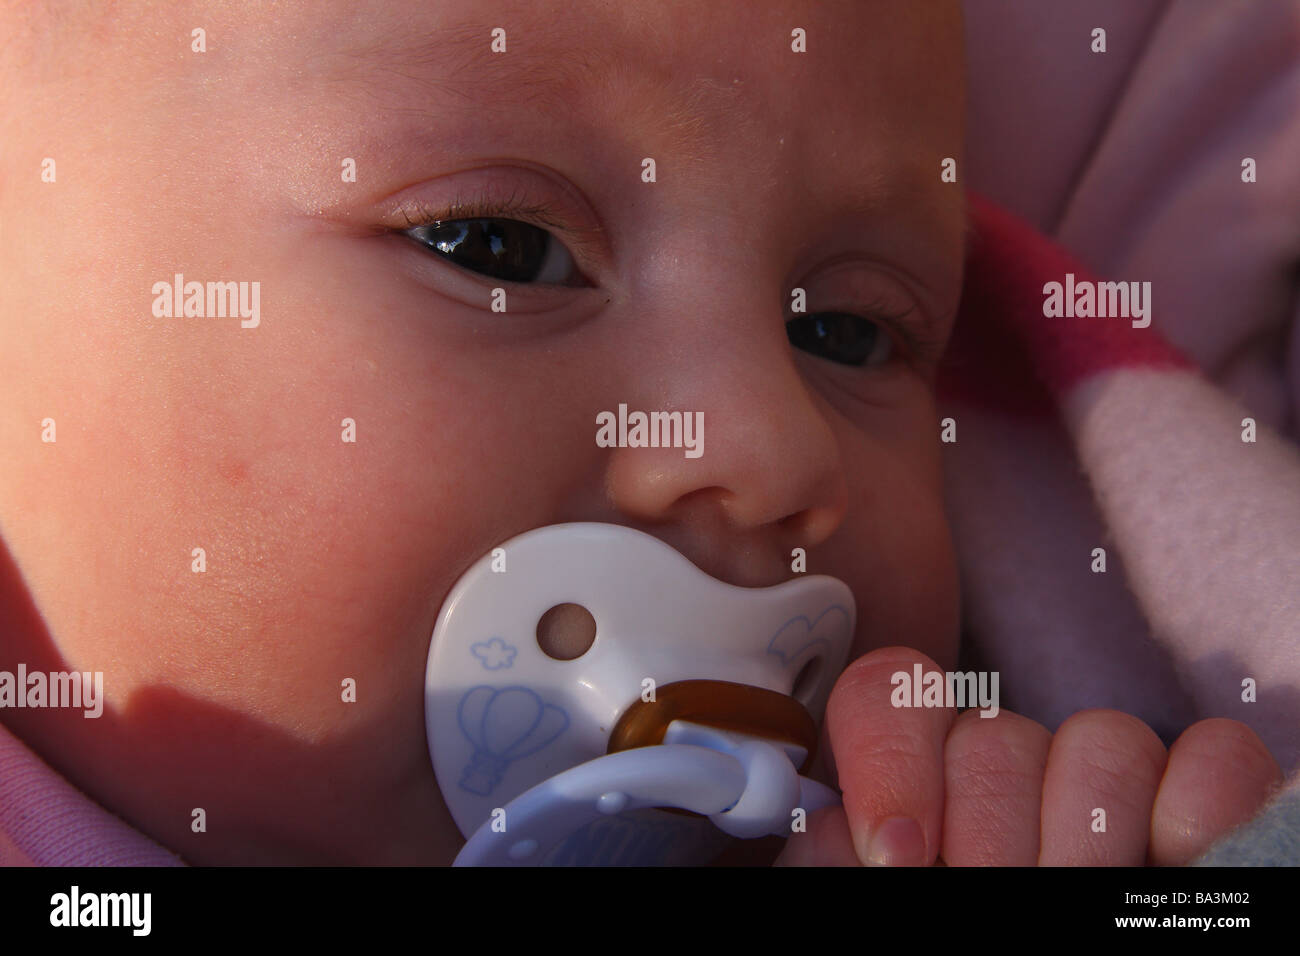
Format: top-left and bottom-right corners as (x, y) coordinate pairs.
(0, 0), (1281, 866)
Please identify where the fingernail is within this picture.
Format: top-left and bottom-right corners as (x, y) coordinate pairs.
(864, 816), (927, 866)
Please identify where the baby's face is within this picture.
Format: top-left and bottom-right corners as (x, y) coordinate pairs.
(0, 0), (964, 863)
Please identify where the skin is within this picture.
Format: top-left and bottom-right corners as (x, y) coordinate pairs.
(0, 0), (1278, 865)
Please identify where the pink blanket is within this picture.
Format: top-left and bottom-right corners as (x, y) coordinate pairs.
(0, 719), (181, 866)
(954, 0), (1300, 775)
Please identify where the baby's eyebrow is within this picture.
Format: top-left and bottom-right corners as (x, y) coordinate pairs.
(332, 21), (609, 116)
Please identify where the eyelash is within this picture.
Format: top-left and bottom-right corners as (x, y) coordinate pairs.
(396, 187), (606, 258)
(891, 303), (950, 368)
(399, 193), (558, 230)
(861, 303), (929, 364)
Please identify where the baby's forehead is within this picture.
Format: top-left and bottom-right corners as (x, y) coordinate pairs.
(308, 0), (955, 112)
(304, 3), (962, 172)
(326, 9), (762, 113)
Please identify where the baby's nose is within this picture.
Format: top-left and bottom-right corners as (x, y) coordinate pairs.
(599, 363), (848, 580)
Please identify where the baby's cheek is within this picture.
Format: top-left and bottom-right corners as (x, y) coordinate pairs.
(836, 507), (958, 671)
(33, 344), (448, 751)
(825, 403), (960, 670)
(9, 288), (497, 858)
(880, 503), (960, 669)
(131, 406), (454, 741)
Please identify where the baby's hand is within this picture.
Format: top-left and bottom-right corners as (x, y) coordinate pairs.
(776, 648), (1282, 866)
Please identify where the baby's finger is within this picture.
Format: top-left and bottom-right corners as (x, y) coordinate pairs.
(1148, 718), (1282, 866)
(826, 647), (956, 866)
(1038, 710), (1167, 865)
(941, 709), (1052, 866)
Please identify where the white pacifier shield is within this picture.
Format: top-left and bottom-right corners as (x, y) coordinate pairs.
(425, 522), (855, 860)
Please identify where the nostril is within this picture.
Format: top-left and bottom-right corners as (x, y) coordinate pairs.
(792, 656), (823, 704)
(536, 603), (597, 660)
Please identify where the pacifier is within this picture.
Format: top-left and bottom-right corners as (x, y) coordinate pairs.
(425, 522), (855, 865)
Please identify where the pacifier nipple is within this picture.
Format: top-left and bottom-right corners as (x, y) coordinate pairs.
(610, 679), (817, 770)
(424, 523), (855, 865)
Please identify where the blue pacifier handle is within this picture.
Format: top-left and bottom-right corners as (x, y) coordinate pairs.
(454, 736), (840, 866)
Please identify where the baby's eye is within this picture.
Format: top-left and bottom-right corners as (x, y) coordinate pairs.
(406, 218), (586, 286)
(787, 312), (893, 367)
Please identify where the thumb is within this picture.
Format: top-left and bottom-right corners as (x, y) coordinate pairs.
(825, 647), (955, 865)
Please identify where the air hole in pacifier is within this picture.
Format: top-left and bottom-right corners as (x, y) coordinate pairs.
(792, 656), (823, 704)
(536, 603), (597, 661)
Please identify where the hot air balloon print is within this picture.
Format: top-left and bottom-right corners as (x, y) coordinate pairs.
(456, 685), (570, 796)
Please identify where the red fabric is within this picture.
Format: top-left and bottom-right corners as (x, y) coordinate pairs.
(939, 193), (1196, 417)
